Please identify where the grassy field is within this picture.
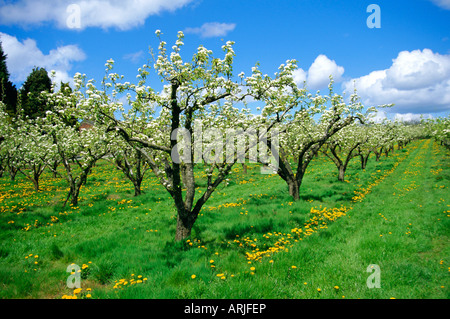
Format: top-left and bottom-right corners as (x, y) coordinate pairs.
(0, 138), (448, 299)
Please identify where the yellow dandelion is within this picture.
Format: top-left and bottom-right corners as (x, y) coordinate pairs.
(191, 275), (196, 279)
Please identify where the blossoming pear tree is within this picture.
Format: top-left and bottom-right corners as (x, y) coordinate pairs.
(85, 31), (300, 241)
(14, 116), (55, 191)
(0, 102), (54, 190)
(321, 123), (367, 181)
(352, 124), (380, 170)
(41, 82), (114, 207)
(109, 132), (151, 197)
(428, 116), (450, 148)
(268, 80), (380, 200)
(0, 102), (20, 180)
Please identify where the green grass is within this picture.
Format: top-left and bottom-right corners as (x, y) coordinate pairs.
(0, 139), (448, 299)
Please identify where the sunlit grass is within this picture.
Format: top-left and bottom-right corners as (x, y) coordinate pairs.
(0, 139), (448, 299)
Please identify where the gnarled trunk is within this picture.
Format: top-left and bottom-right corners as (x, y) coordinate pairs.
(175, 215), (193, 241)
(287, 178), (300, 201)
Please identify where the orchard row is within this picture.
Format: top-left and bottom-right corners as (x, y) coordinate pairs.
(0, 31), (448, 242)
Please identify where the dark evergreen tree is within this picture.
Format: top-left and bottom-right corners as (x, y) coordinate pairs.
(19, 67), (52, 119)
(0, 41), (17, 117)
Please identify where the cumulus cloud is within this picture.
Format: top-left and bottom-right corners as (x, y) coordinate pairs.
(393, 113), (433, 123)
(0, 0), (193, 30)
(293, 54), (344, 90)
(0, 32), (86, 86)
(430, 0), (450, 10)
(184, 22), (236, 38)
(343, 49), (450, 114)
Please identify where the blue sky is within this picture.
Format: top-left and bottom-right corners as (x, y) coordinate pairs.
(1, 0), (449, 121)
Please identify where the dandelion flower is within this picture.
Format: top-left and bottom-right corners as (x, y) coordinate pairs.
(191, 275), (196, 279)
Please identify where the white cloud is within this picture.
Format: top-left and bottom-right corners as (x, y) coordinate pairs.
(293, 54), (344, 90)
(383, 49), (450, 90)
(393, 113), (433, 123)
(367, 109), (388, 123)
(0, 32), (86, 86)
(0, 0), (194, 30)
(343, 49), (450, 114)
(123, 50), (144, 64)
(184, 22), (236, 38)
(430, 0), (450, 10)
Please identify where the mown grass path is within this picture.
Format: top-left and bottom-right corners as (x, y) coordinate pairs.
(254, 139), (449, 299)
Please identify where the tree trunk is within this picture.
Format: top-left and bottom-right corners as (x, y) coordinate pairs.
(8, 165), (17, 181)
(361, 159), (367, 170)
(338, 165), (345, 182)
(175, 215), (192, 241)
(287, 178), (300, 201)
(133, 179), (142, 196)
(242, 163), (247, 174)
(32, 167), (43, 191)
(70, 186), (80, 206)
(32, 178), (39, 191)
(360, 155), (365, 169)
(360, 153), (369, 170)
(52, 160), (59, 178)
(375, 151), (381, 161)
